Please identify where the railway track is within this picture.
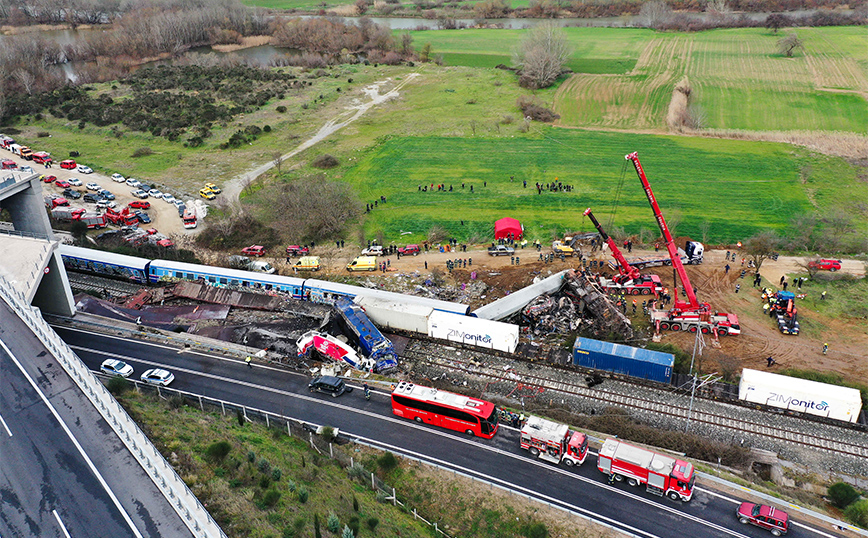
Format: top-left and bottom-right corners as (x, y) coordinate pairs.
(66, 272), (147, 297)
(401, 344), (868, 461)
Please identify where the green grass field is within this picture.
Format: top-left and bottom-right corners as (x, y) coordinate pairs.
(410, 26), (868, 133)
(340, 128), (865, 244)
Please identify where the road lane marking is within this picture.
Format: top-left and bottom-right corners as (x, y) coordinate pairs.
(0, 341), (144, 538)
(53, 509), (71, 538)
(0, 413), (12, 436)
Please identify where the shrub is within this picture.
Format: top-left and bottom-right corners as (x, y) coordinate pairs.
(131, 147), (154, 158)
(522, 522), (549, 538)
(106, 376), (130, 395)
(366, 517), (379, 531)
(258, 458), (272, 474)
(78, 120), (86, 130)
(312, 154), (339, 169)
(348, 463), (366, 480)
(263, 489), (281, 507)
(271, 467), (282, 481)
(352, 495), (359, 512)
(276, 105), (287, 113)
(206, 441), (232, 462)
(237, 409), (244, 426)
(247, 450), (256, 463)
(516, 96), (560, 123)
(829, 482), (860, 509)
(297, 486), (309, 503)
(376, 452), (398, 474)
(314, 514), (321, 538)
(259, 476), (271, 489)
(167, 394), (185, 409)
(347, 516), (360, 535)
(37, 131), (49, 137)
(327, 513), (340, 532)
(342, 525), (354, 538)
(845, 499), (868, 527)
(287, 479), (296, 492)
(263, 125), (272, 132)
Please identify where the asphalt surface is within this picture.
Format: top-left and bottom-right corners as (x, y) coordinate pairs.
(0, 302), (193, 538)
(52, 325), (852, 538)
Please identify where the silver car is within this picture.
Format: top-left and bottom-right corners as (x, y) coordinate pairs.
(100, 359), (133, 377)
(140, 368), (175, 386)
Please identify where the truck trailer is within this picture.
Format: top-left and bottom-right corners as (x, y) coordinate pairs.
(520, 416), (588, 467)
(597, 438), (695, 501)
(573, 337), (674, 384)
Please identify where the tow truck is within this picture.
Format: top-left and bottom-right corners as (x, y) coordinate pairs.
(583, 208), (662, 297)
(626, 152), (740, 336)
(520, 416), (588, 467)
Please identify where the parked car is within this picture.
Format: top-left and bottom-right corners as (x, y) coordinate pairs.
(98, 189), (115, 200)
(54, 179), (70, 188)
(134, 211), (151, 224)
(97, 200), (117, 209)
(199, 188), (216, 200)
(128, 200), (150, 209)
(736, 503), (788, 536)
(242, 245), (266, 257)
(148, 188), (162, 198)
(308, 375), (352, 397)
(173, 199), (185, 208)
(162, 194), (176, 204)
(77, 165), (93, 174)
(398, 244), (421, 256)
(140, 368), (175, 386)
(111, 173), (125, 182)
(132, 190), (149, 199)
(361, 245), (383, 256)
(67, 177), (82, 186)
(83, 193), (101, 203)
(20, 165), (34, 173)
(41, 174), (57, 183)
(100, 359), (133, 377)
(85, 182), (100, 191)
(176, 204), (186, 217)
(808, 258), (842, 272)
(286, 245), (310, 256)
(62, 188), (82, 199)
(204, 182), (221, 194)
(59, 159), (77, 170)
(126, 178), (141, 188)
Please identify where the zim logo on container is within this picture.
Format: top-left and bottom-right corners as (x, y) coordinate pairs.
(447, 329), (491, 345)
(770, 392), (830, 411)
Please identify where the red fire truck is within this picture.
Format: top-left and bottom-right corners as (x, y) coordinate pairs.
(597, 438), (695, 501)
(520, 416), (588, 467)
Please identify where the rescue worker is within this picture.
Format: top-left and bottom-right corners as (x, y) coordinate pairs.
(363, 382), (371, 401)
(245, 356), (252, 369)
(823, 343), (828, 355)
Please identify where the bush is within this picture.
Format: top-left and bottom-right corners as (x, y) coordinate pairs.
(271, 467), (282, 481)
(131, 147), (154, 158)
(259, 476), (271, 489)
(263, 489), (281, 507)
(646, 342), (692, 374)
(352, 495), (359, 512)
(516, 96), (560, 123)
(347, 516), (360, 535)
(829, 482), (860, 509)
(276, 105), (287, 113)
(327, 513), (340, 533)
(366, 517), (379, 531)
(376, 452), (398, 474)
(206, 441), (232, 462)
(258, 458), (271, 474)
(287, 479), (296, 492)
(37, 131), (49, 137)
(342, 525), (354, 538)
(522, 522), (548, 538)
(845, 499), (868, 527)
(263, 125), (272, 132)
(312, 154), (339, 169)
(297, 486), (309, 503)
(247, 450), (256, 463)
(106, 376), (130, 395)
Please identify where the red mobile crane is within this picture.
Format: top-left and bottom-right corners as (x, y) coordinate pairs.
(583, 208), (663, 297)
(625, 152), (740, 336)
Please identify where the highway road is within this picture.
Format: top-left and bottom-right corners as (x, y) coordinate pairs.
(55, 325), (849, 538)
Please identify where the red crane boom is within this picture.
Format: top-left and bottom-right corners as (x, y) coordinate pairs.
(582, 208), (641, 282)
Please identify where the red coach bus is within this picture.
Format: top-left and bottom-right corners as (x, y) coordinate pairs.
(390, 382), (499, 438)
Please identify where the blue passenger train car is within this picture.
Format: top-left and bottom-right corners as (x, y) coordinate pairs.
(334, 297), (398, 373)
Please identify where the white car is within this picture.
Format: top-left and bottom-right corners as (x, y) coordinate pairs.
(132, 189), (149, 199)
(20, 165), (34, 173)
(85, 182), (100, 191)
(126, 178), (141, 188)
(173, 199), (185, 208)
(361, 245), (384, 256)
(140, 368), (175, 386)
(148, 189), (162, 198)
(68, 177), (82, 186)
(162, 194), (176, 204)
(77, 165), (93, 174)
(100, 359), (133, 378)
(111, 173), (125, 182)
(97, 200), (117, 209)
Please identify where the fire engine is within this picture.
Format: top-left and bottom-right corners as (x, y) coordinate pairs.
(597, 438), (695, 501)
(625, 152), (740, 336)
(182, 209), (197, 229)
(520, 416), (588, 467)
(583, 207), (662, 297)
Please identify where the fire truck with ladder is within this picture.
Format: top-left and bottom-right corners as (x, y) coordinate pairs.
(625, 152), (740, 336)
(519, 416), (588, 467)
(583, 207), (663, 297)
(597, 438), (695, 501)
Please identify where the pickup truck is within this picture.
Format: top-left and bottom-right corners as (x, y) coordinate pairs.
(488, 245), (515, 256)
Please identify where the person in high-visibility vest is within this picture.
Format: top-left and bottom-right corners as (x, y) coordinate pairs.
(245, 356), (252, 369)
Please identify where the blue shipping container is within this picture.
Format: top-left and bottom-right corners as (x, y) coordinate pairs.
(572, 337), (674, 384)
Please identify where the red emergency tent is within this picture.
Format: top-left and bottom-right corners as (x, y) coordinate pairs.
(494, 217), (523, 240)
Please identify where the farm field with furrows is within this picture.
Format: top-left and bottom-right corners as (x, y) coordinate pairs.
(339, 129), (868, 243)
(412, 26), (867, 132)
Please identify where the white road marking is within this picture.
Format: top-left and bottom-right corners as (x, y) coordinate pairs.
(0, 413), (12, 436)
(53, 509), (71, 538)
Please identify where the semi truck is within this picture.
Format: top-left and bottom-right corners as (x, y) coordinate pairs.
(613, 241), (704, 270)
(597, 438), (695, 501)
(520, 416), (588, 467)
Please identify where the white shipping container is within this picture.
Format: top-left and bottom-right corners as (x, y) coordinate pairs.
(739, 369), (862, 423)
(428, 311), (519, 353)
(354, 296), (432, 334)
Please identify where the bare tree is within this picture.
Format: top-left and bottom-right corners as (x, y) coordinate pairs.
(744, 230), (780, 272)
(272, 151), (285, 175)
(12, 68), (35, 94)
(777, 32), (804, 57)
(512, 21), (572, 89)
(798, 257), (821, 280)
(639, 0), (672, 30)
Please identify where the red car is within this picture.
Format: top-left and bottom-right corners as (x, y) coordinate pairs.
(42, 174), (57, 183)
(286, 245), (310, 256)
(242, 245), (266, 257)
(54, 179), (70, 188)
(398, 244), (421, 256)
(736, 503), (788, 536)
(128, 201), (151, 209)
(60, 159), (77, 170)
(808, 258), (842, 272)
(1, 159), (16, 170)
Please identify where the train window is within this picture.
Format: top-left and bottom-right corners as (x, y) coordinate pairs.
(175, 272), (183, 278)
(264, 284), (272, 290)
(231, 280), (238, 286)
(186, 273), (194, 280)
(208, 277), (216, 283)
(220, 278), (227, 284)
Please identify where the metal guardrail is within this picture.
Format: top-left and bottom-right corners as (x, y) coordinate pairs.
(0, 275), (226, 538)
